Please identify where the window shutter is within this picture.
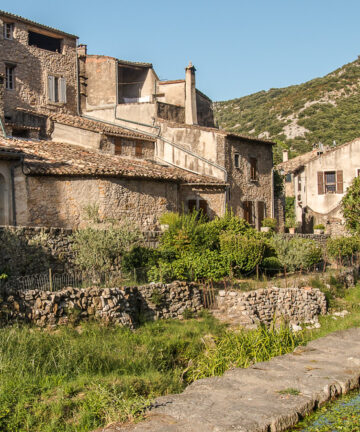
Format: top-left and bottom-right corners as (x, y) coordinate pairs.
(47, 75), (55, 102)
(336, 170), (343, 194)
(59, 77), (67, 103)
(199, 200), (208, 216)
(317, 172), (324, 195)
(188, 200), (197, 213)
(135, 141), (143, 157)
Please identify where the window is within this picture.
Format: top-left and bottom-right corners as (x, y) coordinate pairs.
(285, 173), (292, 183)
(317, 170), (343, 195)
(250, 157), (257, 181)
(114, 137), (122, 155)
(357, 169), (360, 177)
(187, 198), (208, 217)
(234, 153), (240, 168)
(257, 201), (265, 230)
(47, 76), (66, 103)
(3, 22), (13, 40)
(5, 65), (15, 90)
(325, 171), (336, 193)
(28, 31), (62, 53)
(135, 141), (143, 157)
(298, 177), (302, 192)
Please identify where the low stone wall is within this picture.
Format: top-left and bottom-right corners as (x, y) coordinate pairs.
(283, 233), (330, 246)
(214, 287), (327, 327)
(0, 281), (202, 328)
(0, 225), (161, 276)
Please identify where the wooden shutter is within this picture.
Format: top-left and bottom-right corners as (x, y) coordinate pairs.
(114, 137), (122, 155)
(317, 172), (324, 195)
(135, 141), (143, 157)
(257, 201), (265, 229)
(59, 77), (67, 103)
(336, 170), (343, 194)
(250, 158), (257, 180)
(47, 75), (55, 102)
(243, 201), (253, 224)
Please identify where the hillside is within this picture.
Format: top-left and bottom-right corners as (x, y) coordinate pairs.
(214, 57), (360, 164)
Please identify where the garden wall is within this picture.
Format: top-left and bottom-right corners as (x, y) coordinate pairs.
(0, 281), (203, 328)
(0, 225), (161, 276)
(214, 287), (327, 327)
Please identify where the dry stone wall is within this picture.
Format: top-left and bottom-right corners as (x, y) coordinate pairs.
(0, 281), (203, 328)
(215, 287), (327, 327)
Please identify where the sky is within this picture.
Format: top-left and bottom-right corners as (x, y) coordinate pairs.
(3, 0), (360, 101)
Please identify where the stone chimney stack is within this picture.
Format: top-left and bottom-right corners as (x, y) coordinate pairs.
(282, 150), (289, 162)
(77, 44), (87, 56)
(185, 62), (197, 125)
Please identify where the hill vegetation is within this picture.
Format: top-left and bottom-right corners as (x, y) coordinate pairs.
(214, 57), (360, 163)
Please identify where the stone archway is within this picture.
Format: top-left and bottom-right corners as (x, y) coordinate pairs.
(0, 174), (6, 225)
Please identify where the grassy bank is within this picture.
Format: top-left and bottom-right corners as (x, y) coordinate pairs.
(1, 283), (360, 432)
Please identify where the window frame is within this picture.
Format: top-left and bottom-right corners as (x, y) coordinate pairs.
(47, 75), (66, 104)
(5, 65), (15, 90)
(3, 22), (14, 40)
(234, 153), (240, 168)
(324, 171), (336, 194)
(250, 157), (257, 181)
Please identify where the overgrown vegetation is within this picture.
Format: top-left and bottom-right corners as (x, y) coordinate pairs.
(214, 57), (360, 161)
(342, 176), (360, 235)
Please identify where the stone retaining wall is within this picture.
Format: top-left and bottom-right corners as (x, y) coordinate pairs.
(214, 287), (327, 327)
(0, 225), (161, 275)
(283, 233), (330, 246)
(0, 281), (202, 328)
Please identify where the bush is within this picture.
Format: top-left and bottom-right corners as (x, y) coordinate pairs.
(261, 256), (283, 274)
(72, 221), (142, 274)
(314, 224), (325, 230)
(261, 218), (277, 230)
(270, 234), (323, 271)
(326, 236), (360, 264)
(342, 176), (360, 234)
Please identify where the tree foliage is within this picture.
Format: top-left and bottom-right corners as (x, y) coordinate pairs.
(342, 176), (360, 234)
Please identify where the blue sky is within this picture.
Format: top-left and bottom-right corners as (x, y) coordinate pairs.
(3, 0), (360, 101)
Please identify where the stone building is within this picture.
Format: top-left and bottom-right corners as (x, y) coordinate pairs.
(0, 10), (275, 230)
(277, 140), (360, 235)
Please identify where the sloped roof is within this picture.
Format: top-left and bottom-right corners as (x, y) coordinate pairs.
(276, 149), (320, 174)
(0, 137), (224, 185)
(0, 10), (77, 38)
(158, 119), (275, 145)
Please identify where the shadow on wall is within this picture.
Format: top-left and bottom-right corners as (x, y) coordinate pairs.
(0, 229), (63, 276)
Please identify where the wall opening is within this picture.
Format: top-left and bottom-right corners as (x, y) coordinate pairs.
(28, 31), (62, 53)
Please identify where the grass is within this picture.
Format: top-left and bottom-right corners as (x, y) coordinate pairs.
(278, 388), (300, 396)
(290, 390), (360, 431)
(1, 280), (360, 431)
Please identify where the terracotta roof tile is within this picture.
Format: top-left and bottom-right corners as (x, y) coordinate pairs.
(0, 137), (224, 185)
(0, 9), (77, 38)
(276, 149), (322, 173)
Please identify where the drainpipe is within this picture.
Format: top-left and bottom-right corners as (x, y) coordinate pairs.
(10, 156), (24, 226)
(75, 40), (81, 116)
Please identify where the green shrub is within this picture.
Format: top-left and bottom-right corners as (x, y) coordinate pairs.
(270, 235), (323, 271)
(72, 221), (142, 274)
(314, 224), (325, 230)
(261, 218), (277, 230)
(342, 174), (360, 234)
(220, 233), (266, 275)
(326, 236), (360, 264)
(261, 256), (283, 274)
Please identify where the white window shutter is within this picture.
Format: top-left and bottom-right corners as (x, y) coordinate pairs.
(59, 77), (67, 103)
(48, 75), (55, 102)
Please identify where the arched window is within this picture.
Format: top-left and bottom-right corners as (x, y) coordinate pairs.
(0, 174), (6, 225)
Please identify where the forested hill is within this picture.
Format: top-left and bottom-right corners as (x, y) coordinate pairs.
(214, 57), (360, 164)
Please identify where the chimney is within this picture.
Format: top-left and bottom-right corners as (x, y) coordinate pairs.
(77, 44), (87, 56)
(185, 62), (197, 125)
(282, 150), (289, 162)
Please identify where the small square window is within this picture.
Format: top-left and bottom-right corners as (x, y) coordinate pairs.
(3, 23), (13, 40)
(5, 65), (15, 90)
(325, 171), (336, 193)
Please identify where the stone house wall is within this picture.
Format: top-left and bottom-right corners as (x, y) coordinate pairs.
(0, 281), (203, 328)
(225, 137), (273, 228)
(0, 15), (78, 118)
(215, 287), (327, 327)
(15, 175), (179, 230)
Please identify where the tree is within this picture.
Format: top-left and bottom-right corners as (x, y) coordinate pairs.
(342, 176), (360, 234)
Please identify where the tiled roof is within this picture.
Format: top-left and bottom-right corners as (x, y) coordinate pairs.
(86, 55), (152, 68)
(0, 137), (224, 185)
(276, 149), (321, 173)
(48, 112), (154, 141)
(159, 80), (185, 85)
(157, 119), (275, 145)
(0, 10), (77, 38)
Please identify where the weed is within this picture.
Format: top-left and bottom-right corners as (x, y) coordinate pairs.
(278, 388), (300, 396)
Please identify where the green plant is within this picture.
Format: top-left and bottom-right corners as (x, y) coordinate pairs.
(314, 224), (325, 230)
(261, 256), (283, 274)
(278, 388), (300, 396)
(326, 236), (360, 265)
(342, 176), (360, 234)
(150, 289), (164, 306)
(261, 218), (277, 230)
